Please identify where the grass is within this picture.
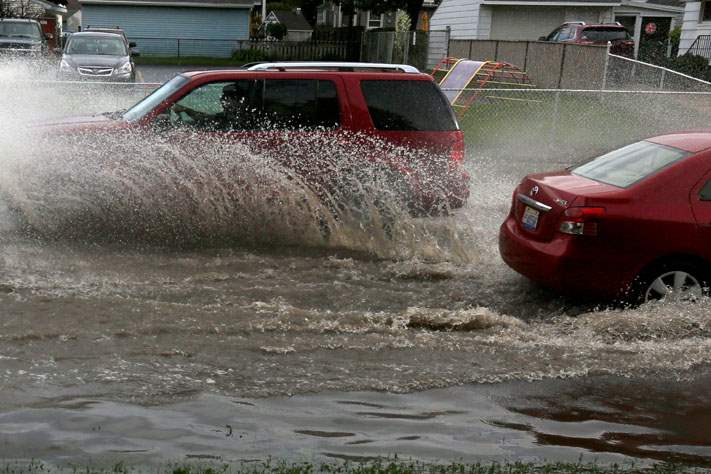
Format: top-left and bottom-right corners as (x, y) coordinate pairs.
(2, 459), (708, 474)
(456, 90), (706, 160)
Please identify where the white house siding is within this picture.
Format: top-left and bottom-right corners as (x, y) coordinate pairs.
(430, 0), (480, 38)
(433, 2), (614, 40)
(488, 6), (611, 40)
(679, 1), (711, 55)
(489, 6), (566, 39)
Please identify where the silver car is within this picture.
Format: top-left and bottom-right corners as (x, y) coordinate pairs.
(58, 31), (137, 82)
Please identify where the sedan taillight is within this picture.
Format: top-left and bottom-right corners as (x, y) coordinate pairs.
(559, 207), (605, 236)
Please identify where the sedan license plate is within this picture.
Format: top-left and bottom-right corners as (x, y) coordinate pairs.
(522, 206), (539, 230)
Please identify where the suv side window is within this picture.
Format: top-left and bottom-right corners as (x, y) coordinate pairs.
(700, 179), (711, 201)
(171, 80), (261, 131)
(262, 79), (339, 130)
(361, 80), (458, 131)
(557, 26), (575, 41)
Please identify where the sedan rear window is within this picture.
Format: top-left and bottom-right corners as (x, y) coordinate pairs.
(572, 141), (690, 188)
(361, 80), (458, 131)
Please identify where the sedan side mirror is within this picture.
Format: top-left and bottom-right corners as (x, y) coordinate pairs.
(45, 32), (54, 40)
(539, 36), (547, 41)
(129, 41), (137, 48)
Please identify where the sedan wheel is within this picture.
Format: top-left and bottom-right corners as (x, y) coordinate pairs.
(643, 270), (704, 303)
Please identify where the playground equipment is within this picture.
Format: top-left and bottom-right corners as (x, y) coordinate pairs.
(432, 58), (535, 116)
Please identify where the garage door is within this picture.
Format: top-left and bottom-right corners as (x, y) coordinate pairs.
(490, 6), (565, 40)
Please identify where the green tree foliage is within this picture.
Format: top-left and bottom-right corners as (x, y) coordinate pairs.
(266, 21), (288, 40)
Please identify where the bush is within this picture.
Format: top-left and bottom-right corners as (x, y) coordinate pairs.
(665, 53), (709, 79)
(231, 48), (275, 62)
(266, 22), (288, 40)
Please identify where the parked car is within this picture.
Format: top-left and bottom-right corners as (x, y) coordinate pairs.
(42, 62), (469, 214)
(58, 31), (137, 82)
(499, 132), (711, 304)
(0, 18), (51, 58)
(540, 22), (634, 57)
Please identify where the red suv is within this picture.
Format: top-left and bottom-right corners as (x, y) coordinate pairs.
(46, 62), (468, 215)
(541, 22), (634, 57)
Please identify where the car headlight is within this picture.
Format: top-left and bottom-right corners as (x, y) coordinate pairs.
(59, 58), (73, 72)
(116, 61), (132, 74)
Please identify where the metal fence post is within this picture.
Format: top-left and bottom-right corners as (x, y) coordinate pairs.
(551, 90), (561, 147)
(177, 38), (181, 64)
(601, 41), (610, 91)
(445, 26), (451, 58)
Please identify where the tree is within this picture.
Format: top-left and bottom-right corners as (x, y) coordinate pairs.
(266, 21), (288, 40)
(0, 0), (45, 18)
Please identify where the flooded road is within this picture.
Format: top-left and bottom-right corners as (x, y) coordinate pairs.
(0, 62), (710, 467)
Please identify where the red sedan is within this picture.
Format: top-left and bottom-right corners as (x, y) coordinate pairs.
(499, 131), (711, 303)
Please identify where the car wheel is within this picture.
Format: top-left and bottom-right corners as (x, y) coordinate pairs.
(633, 260), (708, 304)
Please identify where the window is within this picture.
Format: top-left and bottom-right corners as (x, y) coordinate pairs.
(557, 26), (575, 41)
(545, 27), (561, 41)
(702, 1), (711, 22)
(170, 80), (261, 131)
(124, 74), (189, 122)
(0, 21), (42, 39)
(367, 11), (383, 29)
(572, 141), (690, 188)
(360, 80), (458, 131)
(262, 79), (340, 130)
(165, 79), (340, 131)
(700, 179), (711, 201)
(66, 36), (127, 55)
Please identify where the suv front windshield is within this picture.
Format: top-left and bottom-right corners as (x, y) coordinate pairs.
(572, 140), (690, 188)
(124, 74), (189, 122)
(67, 36), (127, 55)
(0, 22), (41, 39)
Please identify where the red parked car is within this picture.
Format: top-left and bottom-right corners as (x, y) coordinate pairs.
(44, 62), (468, 215)
(499, 132), (711, 304)
(541, 22), (634, 57)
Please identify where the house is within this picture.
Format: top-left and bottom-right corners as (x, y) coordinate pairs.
(77, 0), (254, 57)
(431, 0), (681, 57)
(679, 0), (711, 58)
(264, 9), (313, 41)
(316, 0), (439, 30)
(316, 1), (397, 29)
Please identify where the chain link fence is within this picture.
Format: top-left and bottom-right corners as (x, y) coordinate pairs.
(605, 53), (711, 92)
(449, 88), (711, 168)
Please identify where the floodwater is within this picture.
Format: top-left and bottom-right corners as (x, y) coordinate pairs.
(0, 60), (710, 467)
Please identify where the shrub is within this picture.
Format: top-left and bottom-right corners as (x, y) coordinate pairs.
(266, 22), (288, 40)
(666, 53), (709, 79)
(231, 48), (274, 62)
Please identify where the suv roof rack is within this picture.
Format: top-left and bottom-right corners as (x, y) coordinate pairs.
(247, 62), (420, 73)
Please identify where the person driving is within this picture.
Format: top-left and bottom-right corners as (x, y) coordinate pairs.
(172, 82), (253, 131)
